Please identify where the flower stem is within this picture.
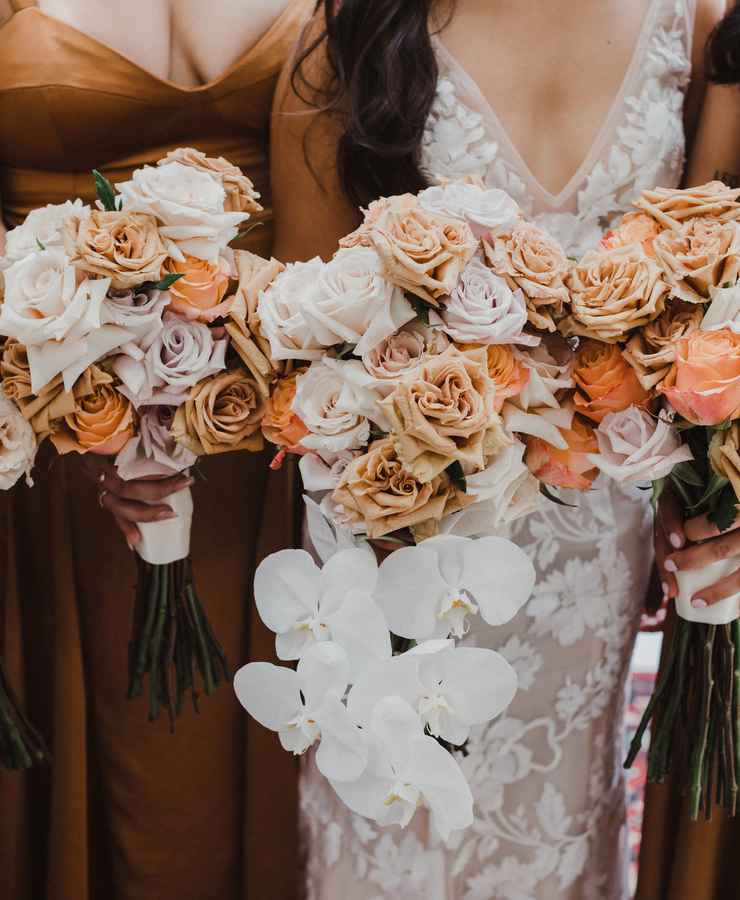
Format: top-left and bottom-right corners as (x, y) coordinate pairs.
(690, 625), (716, 820)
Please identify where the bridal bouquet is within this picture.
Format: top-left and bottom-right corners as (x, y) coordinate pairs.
(0, 149), (276, 766)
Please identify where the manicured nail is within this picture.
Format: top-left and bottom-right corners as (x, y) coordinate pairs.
(661, 581), (670, 598)
(126, 540), (134, 552)
(692, 598), (708, 609)
(665, 559), (678, 573)
(669, 533), (684, 550)
(156, 510), (177, 521)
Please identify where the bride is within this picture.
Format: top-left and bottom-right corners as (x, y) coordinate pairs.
(271, 0), (723, 897)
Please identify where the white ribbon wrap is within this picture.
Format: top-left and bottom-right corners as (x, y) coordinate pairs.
(135, 486), (193, 565)
(676, 561), (740, 626)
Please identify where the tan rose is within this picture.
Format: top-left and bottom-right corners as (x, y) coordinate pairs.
(332, 437), (473, 540)
(51, 371), (135, 455)
(340, 195), (477, 307)
(573, 340), (651, 424)
(459, 342), (530, 412)
(653, 217), (740, 304)
(63, 210), (167, 290)
(261, 370), (309, 449)
(600, 212), (660, 257)
(562, 245), (669, 343)
(483, 222), (571, 332)
(710, 424), (740, 506)
(525, 416), (600, 491)
(1, 339), (33, 405)
(634, 181), (740, 230)
(622, 300), (704, 390)
(165, 255), (231, 322)
(380, 345), (501, 482)
(159, 148), (263, 215)
(173, 368), (265, 455)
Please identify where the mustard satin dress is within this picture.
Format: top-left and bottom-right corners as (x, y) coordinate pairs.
(0, 2), (310, 898)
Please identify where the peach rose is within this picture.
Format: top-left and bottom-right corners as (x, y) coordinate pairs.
(563, 245), (669, 343)
(261, 371), (309, 449)
(63, 210), (167, 290)
(459, 342), (530, 412)
(661, 329), (740, 425)
(484, 222), (570, 332)
(573, 341), (651, 424)
(653, 217), (740, 304)
(710, 424), (740, 505)
(600, 212), (660, 257)
(622, 300), (703, 390)
(332, 437), (472, 540)
(634, 181), (740, 230)
(1, 339), (33, 405)
(340, 194), (477, 307)
(52, 374), (135, 455)
(164, 255), (231, 322)
(159, 148), (263, 215)
(381, 345), (501, 482)
(525, 416), (599, 491)
(173, 368), (266, 455)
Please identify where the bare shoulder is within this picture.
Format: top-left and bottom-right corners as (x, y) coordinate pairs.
(0, 0), (14, 27)
(692, 0), (728, 78)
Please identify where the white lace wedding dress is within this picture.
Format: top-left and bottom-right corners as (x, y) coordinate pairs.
(301, 1), (696, 897)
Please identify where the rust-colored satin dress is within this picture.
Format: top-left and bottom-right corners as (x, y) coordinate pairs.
(0, 2), (310, 898)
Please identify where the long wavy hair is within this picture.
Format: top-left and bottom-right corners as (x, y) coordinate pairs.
(706, 2), (740, 83)
(292, 0), (454, 208)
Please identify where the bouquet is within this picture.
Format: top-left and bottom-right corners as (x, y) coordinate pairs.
(0, 148), (278, 767)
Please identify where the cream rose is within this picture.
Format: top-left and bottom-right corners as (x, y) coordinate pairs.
(563, 245), (669, 342)
(362, 325), (449, 382)
(4, 199), (89, 263)
(634, 181), (740, 230)
(0, 393), (37, 488)
(701, 283), (740, 333)
(419, 182), (520, 238)
(293, 361), (371, 456)
(159, 148), (263, 215)
(623, 300), (703, 390)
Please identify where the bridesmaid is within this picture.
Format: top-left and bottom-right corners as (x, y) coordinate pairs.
(0, 1), (310, 899)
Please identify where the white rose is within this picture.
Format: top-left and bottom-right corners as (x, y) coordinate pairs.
(300, 247), (416, 356)
(257, 258), (329, 362)
(419, 183), (520, 237)
(590, 406), (694, 484)
(293, 361), (371, 455)
(441, 258), (538, 346)
(0, 393), (37, 489)
(4, 200), (90, 263)
(514, 343), (574, 411)
(702, 284), (740, 333)
(116, 161), (248, 261)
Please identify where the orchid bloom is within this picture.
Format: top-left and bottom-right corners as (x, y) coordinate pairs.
(329, 696), (474, 841)
(233, 642), (367, 781)
(254, 547), (391, 676)
(348, 641), (518, 746)
(374, 535), (535, 640)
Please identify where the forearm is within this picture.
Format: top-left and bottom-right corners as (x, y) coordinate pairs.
(685, 83), (740, 186)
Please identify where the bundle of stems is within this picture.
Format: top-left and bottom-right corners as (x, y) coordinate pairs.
(128, 557), (229, 728)
(0, 657), (49, 769)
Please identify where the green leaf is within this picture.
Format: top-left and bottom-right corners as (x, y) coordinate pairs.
(708, 485), (739, 533)
(232, 221), (264, 243)
(651, 477), (667, 514)
(669, 472), (693, 507)
(540, 484), (577, 508)
(333, 342), (357, 360)
(447, 460), (467, 493)
(36, 238), (46, 251)
(142, 272), (185, 292)
(671, 461), (704, 487)
(92, 169), (118, 212)
(368, 425), (388, 440)
(406, 293), (431, 326)
(688, 472), (730, 512)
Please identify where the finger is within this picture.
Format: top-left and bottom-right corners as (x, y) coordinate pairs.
(691, 566), (740, 608)
(658, 488), (686, 550)
(102, 472), (193, 504)
(667, 528), (740, 572)
(113, 513), (141, 548)
(101, 492), (178, 524)
(79, 454), (116, 485)
(685, 510), (740, 543)
(654, 525), (677, 599)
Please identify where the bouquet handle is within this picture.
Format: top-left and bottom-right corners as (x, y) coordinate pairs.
(675, 562), (740, 626)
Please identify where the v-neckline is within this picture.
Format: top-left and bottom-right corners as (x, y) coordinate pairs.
(15, 4), (295, 93)
(433, 0), (660, 208)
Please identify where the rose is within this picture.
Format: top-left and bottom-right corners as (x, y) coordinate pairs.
(661, 329), (740, 425)
(298, 246), (416, 356)
(460, 343), (530, 413)
(164, 255), (232, 322)
(441, 258), (538, 346)
(116, 405), (197, 480)
(600, 212), (660, 257)
(293, 362), (371, 456)
(102, 287), (170, 349)
(0, 394), (37, 488)
(380, 345), (501, 482)
(1, 340), (33, 405)
(525, 417), (599, 490)
(563, 245), (669, 343)
(653, 218), (740, 304)
(116, 161), (248, 260)
(590, 407), (694, 484)
(331, 437), (472, 539)
(573, 341), (651, 424)
(51, 378), (135, 456)
(483, 222), (570, 331)
(159, 148), (263, 214)
(362, 326), (449, 381)
(710, 424), (740, 504)
(635, 181), (740, 230)
(172, 368), (266, 455)
(4, 200), (90, 264)
(340, 194), (478, 306)
(515, 340), (573, 411)
(62, 210), (167, 290)
(622, 300), (703, 390)
(418, 182), (520, 237)
(261, 370), (309, 449)
(701, 284), (740, 333)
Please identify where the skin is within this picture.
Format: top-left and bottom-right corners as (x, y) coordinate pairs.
(0, 0), (291, 544)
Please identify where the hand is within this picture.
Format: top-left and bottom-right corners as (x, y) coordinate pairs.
(78, 454), (193, 548)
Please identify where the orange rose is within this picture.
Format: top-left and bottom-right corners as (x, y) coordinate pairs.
(261, 371), (309, 449)
(601, 212), (659, 257)
(634, 181), (740, 230)
(459, 342), (530, 412)
(526, 417), (599, 491)
(662, 329), (740, 425)
(52, 377), (135, 455)
(573, 341), (651, 424)
(165, 255), (231, 322)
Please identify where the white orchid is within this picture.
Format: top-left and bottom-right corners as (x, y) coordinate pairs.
(348, 641), (517, 746)
(329, 696), (474, 840)
(254, 548), (391, 676)
(234, 642), (367, 780)
(374, 535), (535, 640)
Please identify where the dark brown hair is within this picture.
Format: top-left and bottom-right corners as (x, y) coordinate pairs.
(292, 1), (453, 208)
(706, 3), (740, 84)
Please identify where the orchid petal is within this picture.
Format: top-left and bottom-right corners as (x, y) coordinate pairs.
(375, 547), (447, 640)
(404, 735), (474, 841)
(327, 590), (392, 679)
(329, 733), (394, 821)
(254, 550), (321, 633)
(370, 696), (423, 775)
(275, 628), (316, 662)
(233, 662), (301, 732)
(320, 548), (378, 616)
(297, 641), (350, 708)
(315, 694), (369, 782)
(346, 656), (423, 726)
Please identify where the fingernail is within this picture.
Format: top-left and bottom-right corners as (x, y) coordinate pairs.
(156, 510), (177, 521)
(692, 598), (708, 609)
(662, 581), (670, 598)
(669, 533), (684, 550)
(665, 559), (678, 573)
(126, 540), (134, 552)
(183, 477), (194, 487)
